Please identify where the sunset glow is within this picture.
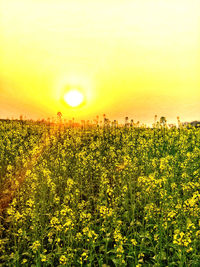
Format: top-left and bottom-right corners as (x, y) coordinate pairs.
(64, 90), (84, 107)
(0, 0), (200, 123)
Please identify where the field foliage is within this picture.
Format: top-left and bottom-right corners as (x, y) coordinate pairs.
(0, 120), (200, 266)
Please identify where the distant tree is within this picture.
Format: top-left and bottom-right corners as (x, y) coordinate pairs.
(130, 119), (134, 127)
(57, 112), (62, 120)
(57, 112), (62, 130)
(81, 120), (85, 129)
(96, 115), (99, 126)
(103, 114), (106, 124)
(177, 116), (181, 127)
(125, 116), (129, 126)
(160, 116), (167, 127)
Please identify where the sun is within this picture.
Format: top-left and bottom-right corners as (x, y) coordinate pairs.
(64, 89), (84, 107)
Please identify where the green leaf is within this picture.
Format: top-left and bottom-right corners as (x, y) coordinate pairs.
(111, 257), (121, 266)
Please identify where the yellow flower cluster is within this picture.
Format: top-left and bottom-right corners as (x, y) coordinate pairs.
(173, 230), (192, 247)
(31, 241), (41, 253)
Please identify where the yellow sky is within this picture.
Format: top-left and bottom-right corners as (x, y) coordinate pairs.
(0, 0), (200, 124)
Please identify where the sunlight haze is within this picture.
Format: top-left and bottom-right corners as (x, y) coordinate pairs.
(0, 0), (200, 124)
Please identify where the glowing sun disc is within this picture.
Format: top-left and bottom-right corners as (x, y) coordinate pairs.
(64, 89), (84, 107)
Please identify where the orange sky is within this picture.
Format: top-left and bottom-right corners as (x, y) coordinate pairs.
(0, 0), (200, 124)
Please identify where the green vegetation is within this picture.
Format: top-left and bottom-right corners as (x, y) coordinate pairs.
(0, 120), (45, 187)
(0, 120), (200, 266)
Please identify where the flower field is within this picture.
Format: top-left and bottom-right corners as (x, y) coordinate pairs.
(0, 120), (200, 266)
